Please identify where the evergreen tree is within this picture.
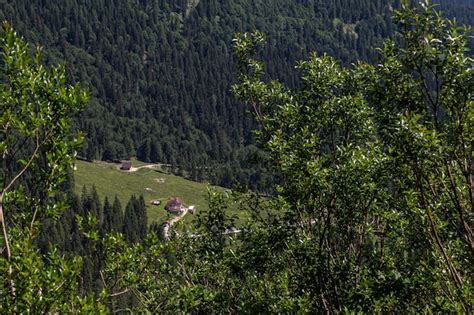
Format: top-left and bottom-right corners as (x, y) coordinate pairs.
(111, 196), (124, 232)
(123, 195), (140, 244)
(136, 195), (148, 240)
(102, 197), (113, 234)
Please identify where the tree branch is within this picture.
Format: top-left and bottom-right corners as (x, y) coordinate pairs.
(0, 129), (41, 259)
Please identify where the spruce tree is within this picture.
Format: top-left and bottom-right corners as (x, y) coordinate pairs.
(136, 195), (148, 241)
(112, 196), (124, 232)
(102, 197), (113, 234)
(123, 195), (139, 244)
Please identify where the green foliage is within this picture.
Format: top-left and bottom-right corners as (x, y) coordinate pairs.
(0, 23), (103, 312)
(194, 188), (236, 254)
(0, 21), (87, 222)
(123, 195), (147, 244)
(231, 1), (473, 312)
(90, 3), (473, 312)
(0, 234), (105, 313)
(89, 3), (474, 313)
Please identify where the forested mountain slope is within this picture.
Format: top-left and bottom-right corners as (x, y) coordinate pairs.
(1, 0), (471, 187)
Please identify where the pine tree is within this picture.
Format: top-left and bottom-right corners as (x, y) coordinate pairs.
(102, 197), (113, 234)
(136, 195), (148, 240)
(112, 196), (124, 232)
(123, 195), (139, 243)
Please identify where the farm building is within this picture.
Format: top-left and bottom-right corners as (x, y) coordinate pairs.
(164, 197), (185, 214)
(164, 197), (196, 215)
(120, 160), (132, 170)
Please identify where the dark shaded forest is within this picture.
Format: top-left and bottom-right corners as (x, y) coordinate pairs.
(0, 0), (397, 188)
(2, 0), (471, 188)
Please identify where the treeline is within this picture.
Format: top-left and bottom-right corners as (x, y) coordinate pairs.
(0, 0), (400, 187)
(37, 186), (147, 300)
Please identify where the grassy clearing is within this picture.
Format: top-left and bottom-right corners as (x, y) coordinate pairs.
(74, 160), (246, 225)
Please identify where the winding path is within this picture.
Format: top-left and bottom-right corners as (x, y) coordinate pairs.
(160, 208), (189, 241)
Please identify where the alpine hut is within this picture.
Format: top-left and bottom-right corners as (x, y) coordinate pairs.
(120, 160), (132, 170)
(164, 197), (185, 215)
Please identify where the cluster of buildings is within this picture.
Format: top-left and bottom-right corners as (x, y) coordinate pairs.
(164, 197), (195, 215)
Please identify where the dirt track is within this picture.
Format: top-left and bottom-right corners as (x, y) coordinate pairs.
(123, 164), (159, 172)
(161, 208), (189, 241)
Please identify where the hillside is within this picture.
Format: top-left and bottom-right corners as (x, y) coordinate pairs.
(73, 159), (242, 224)
(0, 0), (396, 188)
(2, 0), (471, 188)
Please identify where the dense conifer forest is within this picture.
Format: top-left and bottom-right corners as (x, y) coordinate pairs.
(2, 0), (472, 187)
(0, 0), (406, 186)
